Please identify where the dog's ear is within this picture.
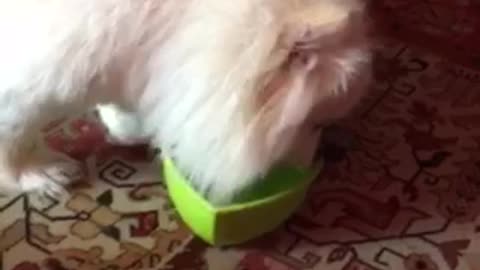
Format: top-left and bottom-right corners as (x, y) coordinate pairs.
(286, 0), (367, 51)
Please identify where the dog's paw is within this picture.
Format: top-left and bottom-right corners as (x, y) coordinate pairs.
(97, 104), (150, 146)
(105, 133), (150, 146)
(19, 160), (85, 198)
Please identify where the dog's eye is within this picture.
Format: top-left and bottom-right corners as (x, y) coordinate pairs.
(288, 50), (300, 59)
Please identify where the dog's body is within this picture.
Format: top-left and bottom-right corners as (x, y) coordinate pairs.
(0, 0), (370, 204)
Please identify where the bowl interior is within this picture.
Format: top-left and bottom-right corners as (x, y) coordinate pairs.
(230, 165), (312, 205)
(163, 157), (313, 210)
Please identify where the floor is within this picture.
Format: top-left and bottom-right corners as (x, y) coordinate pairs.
(2, 1), (480, 269)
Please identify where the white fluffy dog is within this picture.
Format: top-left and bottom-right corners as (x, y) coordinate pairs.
(0, 0), (370, 204)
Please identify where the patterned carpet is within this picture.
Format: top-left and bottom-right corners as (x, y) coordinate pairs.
(2, 1), (480, 269)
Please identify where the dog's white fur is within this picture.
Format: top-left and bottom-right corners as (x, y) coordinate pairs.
(0, 0), (370, 204)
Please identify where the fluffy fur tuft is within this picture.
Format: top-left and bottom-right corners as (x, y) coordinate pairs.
(0, 0), (370, 204)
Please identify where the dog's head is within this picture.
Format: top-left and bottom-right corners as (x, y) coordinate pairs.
(149, 0), (370, 203)
(251, 0), (371, 156)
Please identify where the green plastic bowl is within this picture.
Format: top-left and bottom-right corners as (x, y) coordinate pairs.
(162, 157), (316, 246)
